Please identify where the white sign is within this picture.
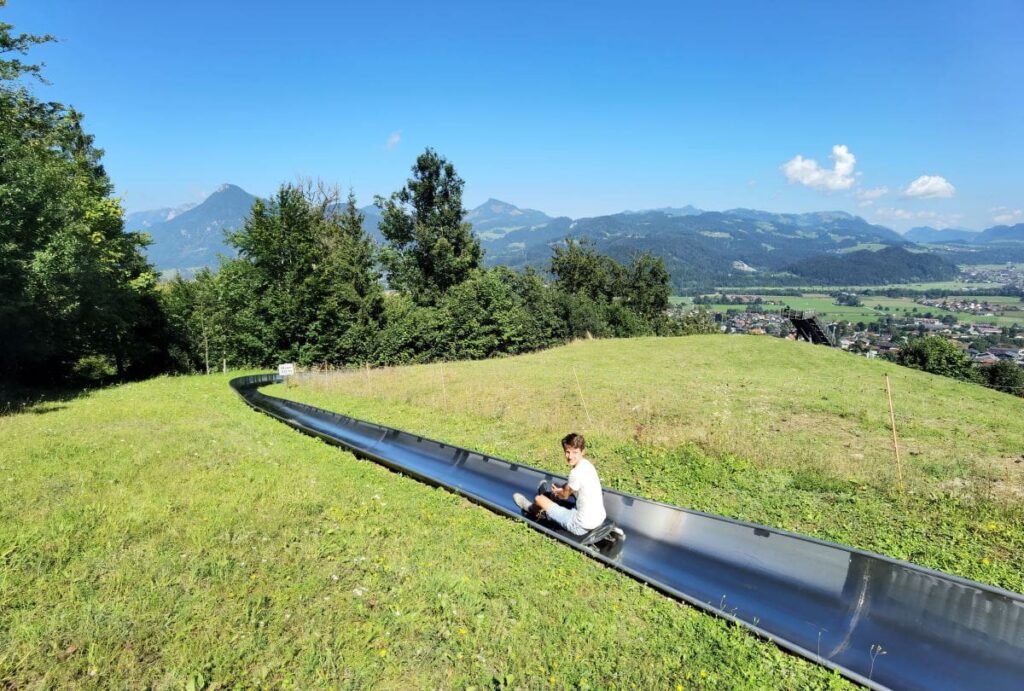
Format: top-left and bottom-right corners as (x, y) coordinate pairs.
(277, 363), (295, 377)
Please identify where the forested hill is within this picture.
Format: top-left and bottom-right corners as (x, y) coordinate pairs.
(904, 226), (980, 243)
(484, 208), (909, 291)
(784, 246), (958, 285)
(978, 223), (1024, 243)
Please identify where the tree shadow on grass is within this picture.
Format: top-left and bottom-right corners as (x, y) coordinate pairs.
(0, 384), (92, 418)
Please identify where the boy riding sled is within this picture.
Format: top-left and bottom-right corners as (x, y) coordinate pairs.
(514, 432), (606, 535)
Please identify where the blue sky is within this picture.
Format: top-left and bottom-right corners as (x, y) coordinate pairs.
(6, 0), (1023, 230)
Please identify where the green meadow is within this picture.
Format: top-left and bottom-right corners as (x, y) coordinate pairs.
(714, 281), (1006, 292)
(3, 337), (1023, 688)
(677, 293), (1024, 326)
(273, 337), (1024, 592)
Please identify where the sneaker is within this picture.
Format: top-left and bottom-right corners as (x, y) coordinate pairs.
(513, 493), (533, 513)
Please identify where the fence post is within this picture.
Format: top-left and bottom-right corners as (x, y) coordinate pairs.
(885, 373), (905, 494)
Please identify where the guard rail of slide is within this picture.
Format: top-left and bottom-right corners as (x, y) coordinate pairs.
(231, 373), (1024, 690)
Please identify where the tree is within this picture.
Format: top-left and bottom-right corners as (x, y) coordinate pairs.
(895, 336), (978, 381)
(0, 3), (54, 83)
(162, 269), (228, 373)
(623, 252), (671, 321)
(302, 191), (384, 364)
(215, 182), (384, 368)
(1, 10), (167, 382)
(549, 237), (620, 302)
(979, 361), (1024, 397)
(376, 149), (482, 304)
(676, 306), (718, 335)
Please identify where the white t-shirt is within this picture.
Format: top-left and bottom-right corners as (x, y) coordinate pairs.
(567, 457), (606, 531)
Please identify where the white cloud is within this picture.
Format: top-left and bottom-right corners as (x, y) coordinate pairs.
(855, 186), (888, 207)
(991, 207), (1023, 225)
(782, 144), (857, 191)
(902, 175), (955, 198)
(875, 208), (963, 228)
(876, 207), (915, 221)
(385, 131), (401, 150)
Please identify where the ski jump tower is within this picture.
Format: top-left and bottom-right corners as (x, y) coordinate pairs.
(783, 308), (838, 347)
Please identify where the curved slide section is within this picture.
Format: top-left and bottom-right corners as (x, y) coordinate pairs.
(232, 374), (1024, 690)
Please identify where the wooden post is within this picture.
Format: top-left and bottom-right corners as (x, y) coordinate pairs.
(439, 362), (449, 412)
(885, 374), (905, 493)
(572, 365), (594, 427)
(364, 363), (371, 394)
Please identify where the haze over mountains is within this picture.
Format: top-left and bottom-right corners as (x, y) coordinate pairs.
(130, 184), (1024, 288)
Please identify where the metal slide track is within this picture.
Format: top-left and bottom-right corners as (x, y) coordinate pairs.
(232, 374), (1024, 690)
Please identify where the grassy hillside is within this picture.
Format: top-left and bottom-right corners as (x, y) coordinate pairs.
(274, 337), (1024, 593)
(0, 369), (847, 688)
(3, 337), (1022, 688)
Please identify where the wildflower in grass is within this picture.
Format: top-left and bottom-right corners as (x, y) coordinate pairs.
(458, 627), (468, 635)
(982, 558), (991, 565)
(379, 649), (388, 657)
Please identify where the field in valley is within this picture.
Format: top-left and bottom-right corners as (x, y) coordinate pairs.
(676, 293), (1024, 326)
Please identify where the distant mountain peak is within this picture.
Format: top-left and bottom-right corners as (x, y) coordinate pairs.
(210, 183), (249, 197)
(464, 198), (554, 239)
(470, 198), (540, 216)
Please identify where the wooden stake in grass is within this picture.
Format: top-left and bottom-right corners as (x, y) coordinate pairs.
(364, 363), (371, 394)
(573, 365), (594, 427)
(439, 362), (449, 412)
(885, 373), (905, 494)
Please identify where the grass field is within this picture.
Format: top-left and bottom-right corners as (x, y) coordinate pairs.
(714, 281), (1006, 292)
(0, 365), (850, 689)
(275, 338), (1024, 587)
(3, 337), (1023, 688)
(677, 293), (1024, 326)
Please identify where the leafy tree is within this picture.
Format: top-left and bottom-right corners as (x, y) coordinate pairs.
(219, 182), (384, 367)
(0, 3), (54, 83)
(550, 237), (620, 302)
(676, 306), (718, 335)
(623, 252), (671, 321)
(162, 269), (232, 373)
(1, 10), (166, 382)
(372, 293), (441, 365)
(376, 149), (482, 304)
(979, 361), (1024, 397)
(895, 336), (978, 382)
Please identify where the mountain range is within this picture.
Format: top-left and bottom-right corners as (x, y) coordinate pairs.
(128, 184), (1024, 288)
(127, 184), (257, 274)
(904, 224), (1024, 244)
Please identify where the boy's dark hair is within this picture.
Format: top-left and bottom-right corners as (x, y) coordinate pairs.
(561, 432), (585, 450)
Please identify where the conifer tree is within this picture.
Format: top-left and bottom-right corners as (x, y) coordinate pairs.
(376, 149), (482, 304)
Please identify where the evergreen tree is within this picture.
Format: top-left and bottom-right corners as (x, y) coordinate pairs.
(376, 149), (482, 304)
(303, 191), (384, 364)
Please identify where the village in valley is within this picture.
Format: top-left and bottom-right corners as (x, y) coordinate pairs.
(678, 264), (1024, 366)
